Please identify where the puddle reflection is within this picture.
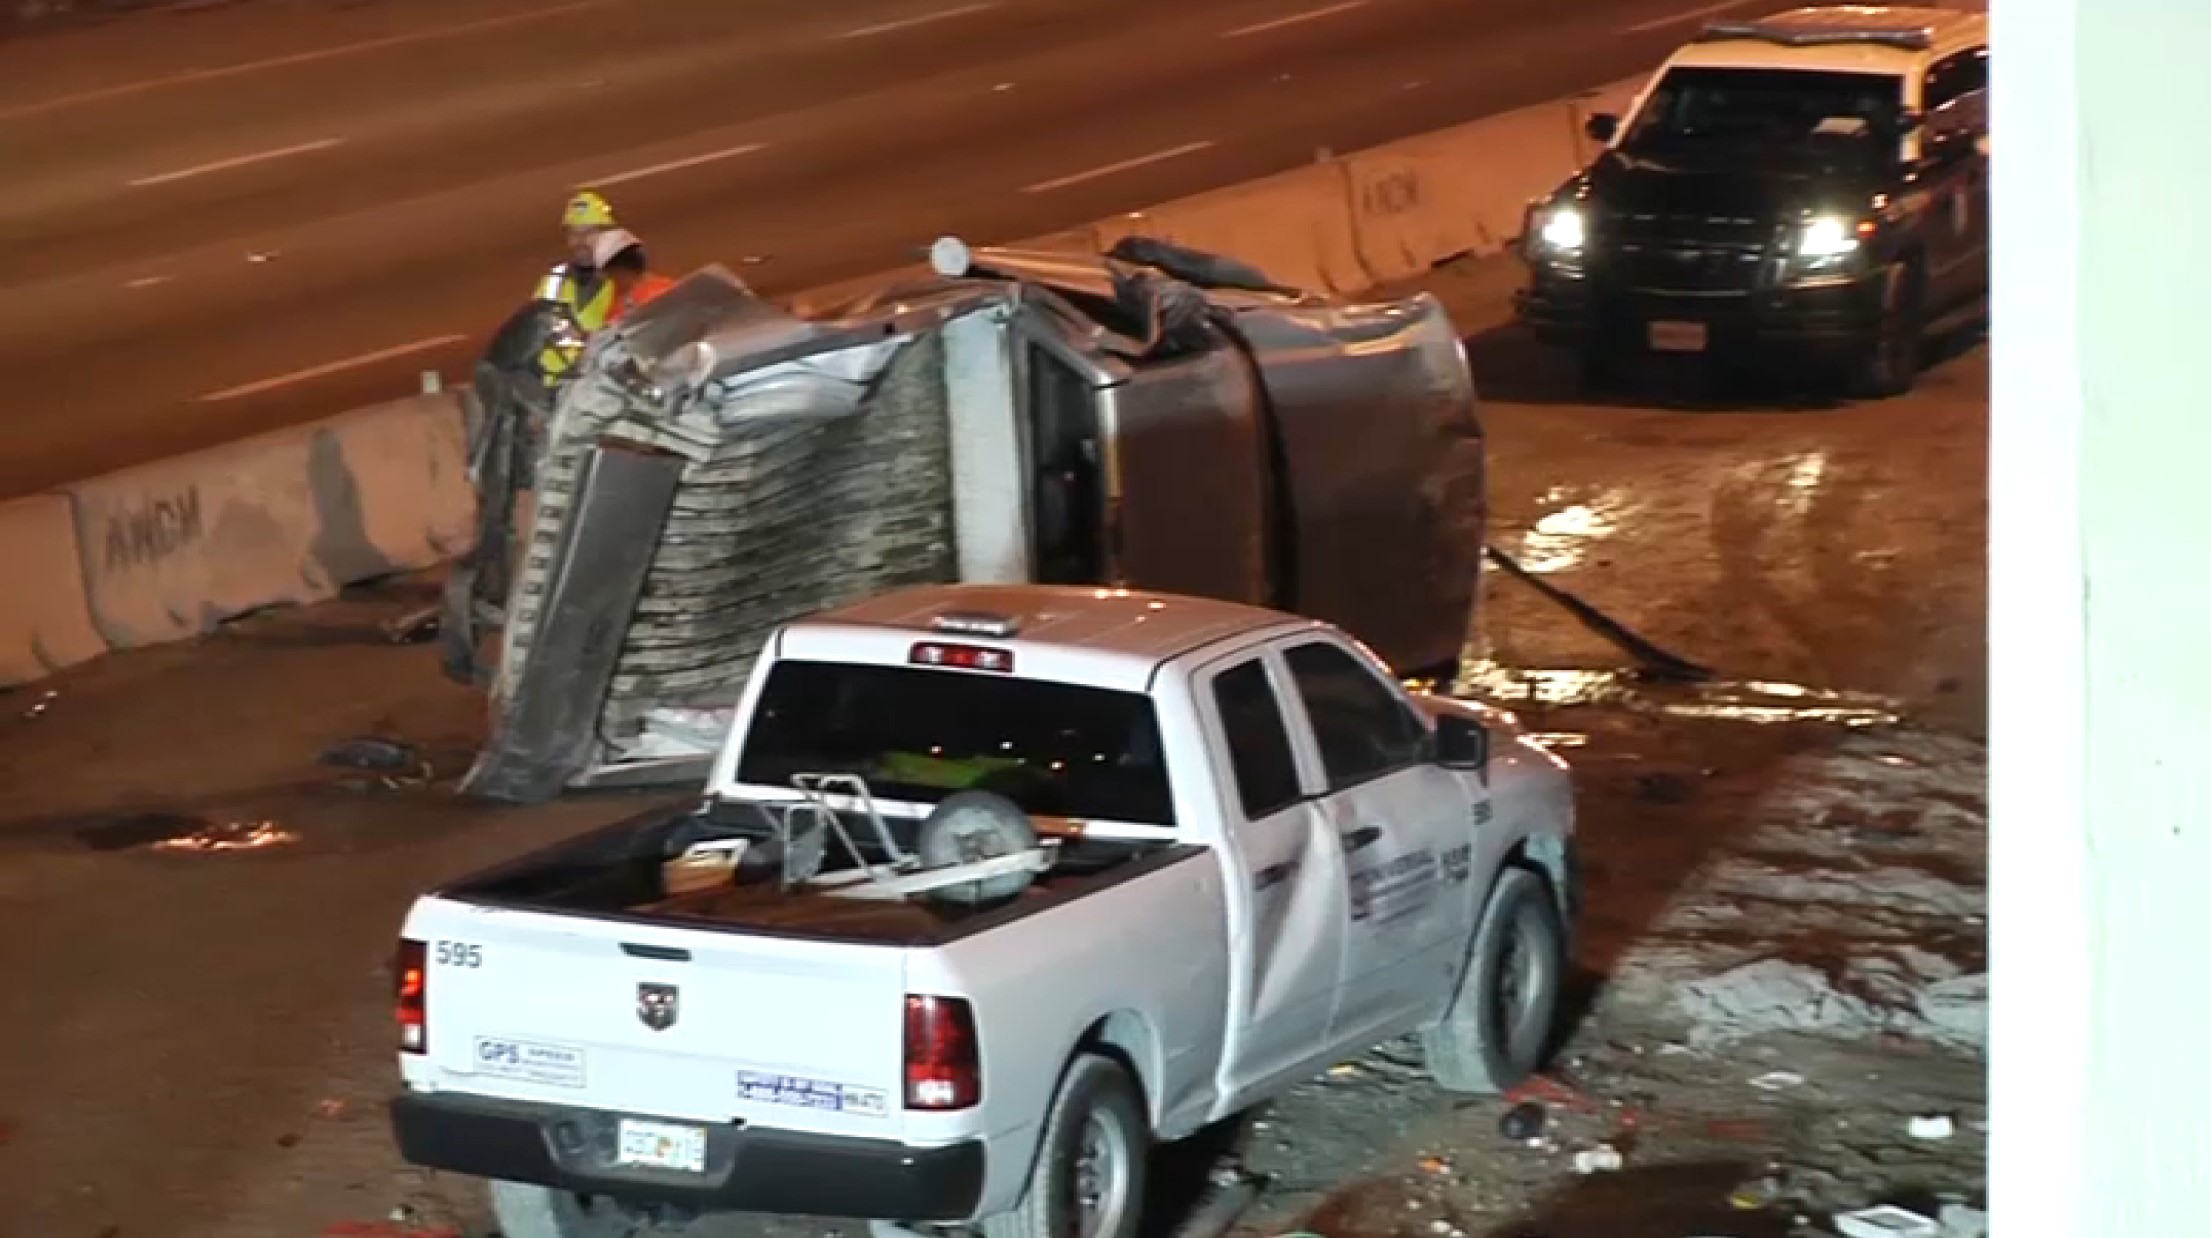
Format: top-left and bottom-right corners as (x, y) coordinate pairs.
(1518, 487), (1634, 574)
(1458, 663), (1902, 728)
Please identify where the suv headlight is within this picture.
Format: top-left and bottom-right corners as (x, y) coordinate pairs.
(1536, 206), (1586, 252)
(1796, 217), (1863, 258)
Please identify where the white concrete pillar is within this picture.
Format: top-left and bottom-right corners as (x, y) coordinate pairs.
(1993, 0), (2211, 1233)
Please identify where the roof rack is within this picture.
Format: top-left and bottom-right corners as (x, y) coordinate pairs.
(1696, 20), (1933, 51)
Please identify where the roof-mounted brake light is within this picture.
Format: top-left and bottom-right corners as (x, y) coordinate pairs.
(911, 642), (1015, 673)
(930, 611), (1020, 638)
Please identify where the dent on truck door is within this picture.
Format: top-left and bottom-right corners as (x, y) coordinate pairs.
(1197, 654), (1349, 1099)
(1277, 640), (1468, 1048)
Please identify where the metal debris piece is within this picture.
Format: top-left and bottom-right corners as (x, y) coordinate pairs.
(1833, 1204), (1940, 1238)
(380, 604), (442, 644)
(1907, 1113), (1956, 1140)
(1570, 1144), (1623, 1174)
(322, 737), (422, 771)
(22, 689), (57, 719)
(1749, 1070), (1807, 1091)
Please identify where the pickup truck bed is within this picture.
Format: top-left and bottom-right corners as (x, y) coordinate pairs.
(445, 798), (1195, 946)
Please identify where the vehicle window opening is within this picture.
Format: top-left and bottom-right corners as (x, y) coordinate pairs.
(1026, 342), (1105, 585)
(1623, 67), (1908, 165)
(1283, 642), (1430, 790)
(736, 660), (1176, 827)
(1212, 659), (1304, 820)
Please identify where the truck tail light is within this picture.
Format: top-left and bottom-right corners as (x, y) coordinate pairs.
(910, 642), (1014, 673)
(395, 938), (428, 1054)
(903, 995), (981, 1110)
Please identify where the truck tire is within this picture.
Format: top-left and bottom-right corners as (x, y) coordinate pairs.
(489, 1181), (679, 1238)
(982, 1053), (1149, 1238)
(1421, 866), (1565, 1094)
(916, 791), (1040, 905)
(1846, 261), (1925, 400)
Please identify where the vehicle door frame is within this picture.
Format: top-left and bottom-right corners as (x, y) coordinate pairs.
(1187, 643), (1355, 1112)
(1910, 44), (1991, 307)
(1266, 632), (1479, 1051)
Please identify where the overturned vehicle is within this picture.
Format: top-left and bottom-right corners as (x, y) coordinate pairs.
(445, 236), (1489, 804)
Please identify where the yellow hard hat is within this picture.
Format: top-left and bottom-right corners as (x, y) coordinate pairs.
(563, 190), (617, 230)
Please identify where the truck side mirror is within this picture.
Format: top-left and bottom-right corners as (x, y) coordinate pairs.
(1583, 112), (1619, 143)
(1435, 714), (1490, 774)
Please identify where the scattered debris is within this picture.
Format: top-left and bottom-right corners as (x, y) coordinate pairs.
(1907, 1114), (1956, 1141)
(1569, 1144), (1623, 1174)
(150, 819), (299, 853)
(21, 688), (57, 720)
(316, 1098), (350, 1120)
(1833, 1203), (1940, 1238)
(1498, 1101), (1546, 1141)
(1749, 1070), (1806, 1091)
(321, 737), (421, 772)
(1728, 1176), (1781, 1210)
(379, 605), (441, 645)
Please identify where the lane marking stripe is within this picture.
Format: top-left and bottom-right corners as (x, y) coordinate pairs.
(197, 334), (468, 402)
(1222, 1), (1371, 40)
(581, 142), (770, 189)
(128, 138), (344, 188)
(1624, 0), (1758, 34)
(833, 2), (1000, 40)
(0, 0), (603, 122)
(1021, 140), (1215, 194)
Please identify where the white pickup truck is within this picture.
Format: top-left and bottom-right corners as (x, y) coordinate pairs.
(389, 584), (1579, 1238)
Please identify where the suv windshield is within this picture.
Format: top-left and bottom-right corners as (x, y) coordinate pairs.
(734, 660), (1176, 826)
(1622, 66), (1905, 164)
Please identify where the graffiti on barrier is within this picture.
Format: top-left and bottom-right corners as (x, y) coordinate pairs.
(1360, 167), (1422, 219)
(103, 486), (203, 572)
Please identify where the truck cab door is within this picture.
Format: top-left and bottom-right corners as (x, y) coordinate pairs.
(1272, 638), (1470, 1051)
(1194, 651), (1351, 1105)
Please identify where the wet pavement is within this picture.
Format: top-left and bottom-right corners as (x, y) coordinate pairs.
(0, 251), (1987, 1238)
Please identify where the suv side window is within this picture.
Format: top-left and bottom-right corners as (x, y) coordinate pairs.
(1282, 641), (1430, 791)
(1212, 659), (1304, 820)
(1922, 47), (1989, 141)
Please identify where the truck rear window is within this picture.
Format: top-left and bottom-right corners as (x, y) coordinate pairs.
(735, 661), (1176, 827)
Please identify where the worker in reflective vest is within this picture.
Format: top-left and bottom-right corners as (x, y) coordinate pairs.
(534, 190), (621, 382)
(590, 229), (678, 325)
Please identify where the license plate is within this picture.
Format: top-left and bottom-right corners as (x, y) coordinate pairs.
(1647, 320), (1708, 352)
(616, 1118), (707, 1174)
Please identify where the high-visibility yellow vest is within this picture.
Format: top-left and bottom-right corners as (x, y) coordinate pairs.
(534, 264), (616, 381)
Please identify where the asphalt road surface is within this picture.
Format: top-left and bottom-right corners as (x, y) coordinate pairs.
(0, 0), (1773, 498)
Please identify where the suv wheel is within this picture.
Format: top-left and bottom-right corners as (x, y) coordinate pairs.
(1847, 262), (1925, 400)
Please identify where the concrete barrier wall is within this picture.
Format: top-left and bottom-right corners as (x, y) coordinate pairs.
(0, 70), (1650, 686)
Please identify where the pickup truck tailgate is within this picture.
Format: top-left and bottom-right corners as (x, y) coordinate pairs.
(409, 900), (909, 1136)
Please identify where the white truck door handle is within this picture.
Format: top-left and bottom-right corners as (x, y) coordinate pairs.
(1339, 825), (1383, 854)
(1253, 860), (1300, 891)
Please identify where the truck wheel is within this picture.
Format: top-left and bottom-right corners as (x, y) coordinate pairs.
(916, 791), (1040, 905)
(984, 1054), (1150, 1238)
(489, 1181), (677, 1238)
(1846, 262), (1925, 400)
(1421, 867), (1565, 1094)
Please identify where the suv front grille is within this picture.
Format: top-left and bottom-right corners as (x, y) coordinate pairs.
(1600, 211), (1774, 293)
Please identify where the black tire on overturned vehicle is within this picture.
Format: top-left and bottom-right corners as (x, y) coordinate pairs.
(1421, 866), (1567, 1094)
(982, 1053), (1150, 1238)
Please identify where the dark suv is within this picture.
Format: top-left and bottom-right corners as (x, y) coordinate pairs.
(1513, 7), (1989, 397)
